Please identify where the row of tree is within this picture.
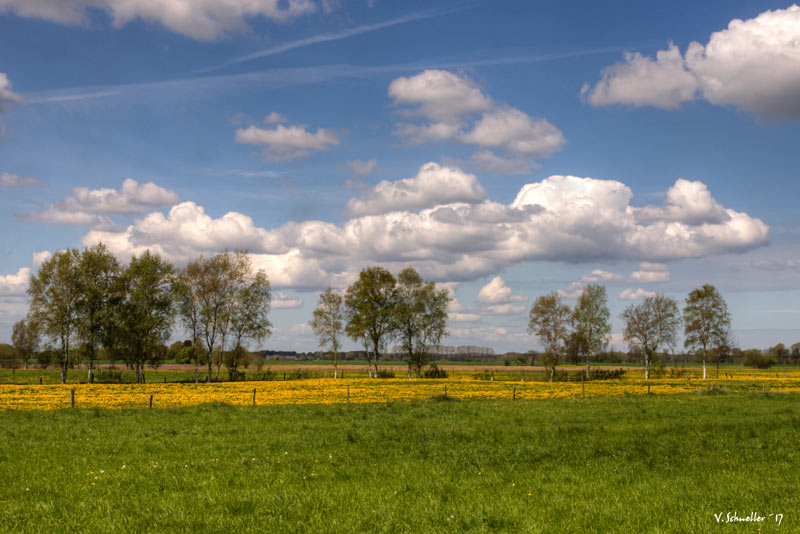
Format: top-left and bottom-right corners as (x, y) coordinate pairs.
(311, 266), (450, 378)
(19, 244), (272, 384)
(529, 284), (732, 380)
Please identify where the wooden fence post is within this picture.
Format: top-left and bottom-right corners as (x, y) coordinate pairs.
(39, 377), (42, 385)
(512, 386), (516, 400)
(253, 388), (256, 406)
(647, 383), (650, 395)
(70, 389), (75, 408)
(444, 385), (447, 398)
(347, 385), (350, 403)
(149, 394), (153, 409)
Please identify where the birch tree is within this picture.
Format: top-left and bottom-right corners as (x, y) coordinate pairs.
(572, 284), (611, 380)
(621, 293), (680, 380)
(27, 249), (81, 384)
(310, 288), (345, 378)
(683, 284), (731, 379)
(528, 292), (572, 382)
(393, 267), (450, 378)
(345, 266), (397, 378)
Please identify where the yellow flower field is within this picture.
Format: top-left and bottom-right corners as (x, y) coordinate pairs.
(2, 369), (800, 410)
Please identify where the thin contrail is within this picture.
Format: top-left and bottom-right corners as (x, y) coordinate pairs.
(194, 9), (458, 75)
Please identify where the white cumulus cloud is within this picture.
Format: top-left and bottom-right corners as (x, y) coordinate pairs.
(629, 262), (670, 283)
(77, 167), (769, 290)
(0, 73), (23, 112)
(345, 162), (486, 217)
(619, 288), (658, 300)
(583, 5), (800, 120)
(235, 121), (342, 162)
(389, 70), (565, 171)
(0, 0), (318, 40)
(477, 276), (527, 304)
(20, 178), (179, 227)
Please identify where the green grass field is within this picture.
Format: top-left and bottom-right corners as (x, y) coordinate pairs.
(0, 393), (796, 533)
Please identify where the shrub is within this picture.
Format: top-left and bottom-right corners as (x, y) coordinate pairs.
(93, 369), (126, 383)
(742, 349), (777, 369)
(423, 363), (448, 379)
(377, 369), (395, 379)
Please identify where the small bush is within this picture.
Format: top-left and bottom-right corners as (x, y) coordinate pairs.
(742, 349), (777, 369)
(423, 363), (448, 379)
(472, 370), (493, 381)
(376, 369), (395, 379)
(93, 369), (126, 383)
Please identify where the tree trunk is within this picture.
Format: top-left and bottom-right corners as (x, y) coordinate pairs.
(644, 353), (650, 380)
(702, 359), (707, 380)
(333, 359), (338, 379)
(585, 359), (590, 380)
(88, 358), (94, 384)
(194, 358), (199, 383)
(60, 338), (69, 385)
(407, 360), (412, 379)
(549, 365), (555, 382)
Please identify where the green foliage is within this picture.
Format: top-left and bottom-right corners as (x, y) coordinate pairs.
(27, 249), (82, 383)
(572, 284), (611, 371)
(393, 267), (450, 378)
(376, 369), (395, 379)
(621, 293), (681, 379)
(528, 292), (571, 381)
(423, 362), (448, 378)
(683, 284), (731, 378)
(345, 266), (397, 375)
(741, 349), (777, 369)
(107, 251), (175, 383)
(310, 288), (345, 375)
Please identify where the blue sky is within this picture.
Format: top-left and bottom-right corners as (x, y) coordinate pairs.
(1, 0), (799, 352)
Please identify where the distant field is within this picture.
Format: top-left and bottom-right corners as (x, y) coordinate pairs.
(2, 361), (796, 385)
(0, 394), (796, 533)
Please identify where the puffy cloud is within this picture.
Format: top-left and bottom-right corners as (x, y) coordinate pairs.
(458, 106), (566, 159)
(0, 266), (29, 297)
(0, 0), (317, 40)
(581, 269), (625, 283)
(581, 44), (697, 109)
(0, 73), (23, 112)
(272, 292), (303, 309)
(31, 251), (51, 268)
(20, 178), (179, 227)
(77, 168), (769, 289)
(83, 201), (286, 262)
(583, 5), (800, 120)
(389, 70), (565, 171)
(629, 262), (670, 283)
(619, 288), (658, 300)
(263, 112), (287, 124)
(388, 69), (492, 123)
(346, 158), (379, 178)
(1, 172), (38, 187)
(477, 276), (527, 304)
(635, 179), (729, 225)
(235, 122), (342, 162)
(557, 282), (585, 300)
(345, 162), (486, 217)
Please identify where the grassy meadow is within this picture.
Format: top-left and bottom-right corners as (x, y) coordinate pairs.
(0, 393), (797, 533)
